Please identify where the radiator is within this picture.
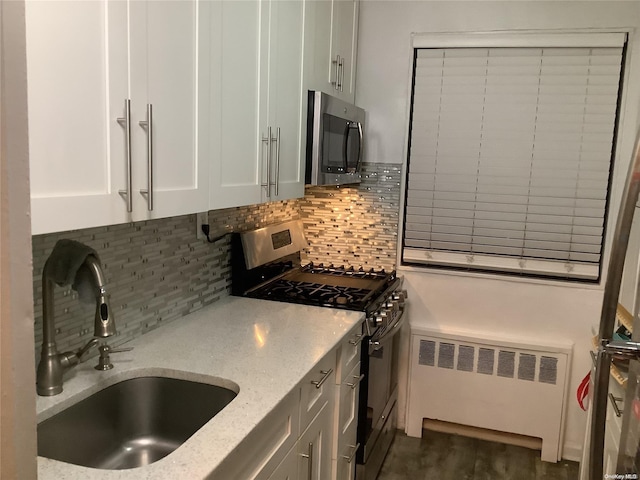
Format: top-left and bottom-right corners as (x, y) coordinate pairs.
(405, 326), (572, 462)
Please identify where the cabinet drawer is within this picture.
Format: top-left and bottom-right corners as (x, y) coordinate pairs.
(337, 362), (362, 439)
(336, 322), (363, 384)
(212, 391), (300, 480)
(300, 352), (336, 432)
(335, 417), (358, 480)
(298, 402), (334, 480)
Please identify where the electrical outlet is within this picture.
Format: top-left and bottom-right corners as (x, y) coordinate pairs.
(196, 212), (208, 241)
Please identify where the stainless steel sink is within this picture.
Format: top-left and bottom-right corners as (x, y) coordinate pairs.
(37, 376), (238, 469)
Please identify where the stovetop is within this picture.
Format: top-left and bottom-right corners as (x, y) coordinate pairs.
(237, 262), (396, 312)
(230, 221), (397, 312)
(244, 263), (396, 311)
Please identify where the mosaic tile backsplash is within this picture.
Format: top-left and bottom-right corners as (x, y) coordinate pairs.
(32, 163), (401, 362)
(301, 163), (401, 271)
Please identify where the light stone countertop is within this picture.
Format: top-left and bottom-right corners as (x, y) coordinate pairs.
(36, 295), (364, 479)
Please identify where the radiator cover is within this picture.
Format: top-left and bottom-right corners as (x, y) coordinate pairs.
(405, 326), (572, 462)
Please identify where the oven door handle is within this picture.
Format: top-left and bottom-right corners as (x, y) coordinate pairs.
(370, 310), (406, 354)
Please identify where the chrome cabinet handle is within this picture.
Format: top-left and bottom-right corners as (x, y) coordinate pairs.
(609, 393), (623, 418)
(299, 442), (313, 479)
(332, 54), (341, 89)
(139, 104), (154, 211)
(117, 99), (133, 213)
(274, 127), (280, 196)
(348, 334), (363, 346)
(311, 368), (333, 389)
(346, 374), (364, 389)
(338, 57), (345, 92)
(261, 126), (272, 197)
(342, 443), (360, 463)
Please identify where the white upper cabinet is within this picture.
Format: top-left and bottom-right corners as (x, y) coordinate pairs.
(208, 1), (262, 208)
(27, 0), (208, 234)
(209, 0), (306, 208)
(130, 0), (209, 221)
(305, 0), (359, 103)
(331, 0), (359, 102)
(26, 0), (129, 235)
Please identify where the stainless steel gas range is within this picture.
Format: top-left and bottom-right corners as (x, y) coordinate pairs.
(231, 220), (407, 480)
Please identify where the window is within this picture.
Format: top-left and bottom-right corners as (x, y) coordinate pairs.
(402, 34), (626, 281)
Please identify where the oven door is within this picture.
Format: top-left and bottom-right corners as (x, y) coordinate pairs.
(357, 310), (406, 476)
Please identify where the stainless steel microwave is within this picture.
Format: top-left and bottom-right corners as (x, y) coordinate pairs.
(305, 91), (365, 186)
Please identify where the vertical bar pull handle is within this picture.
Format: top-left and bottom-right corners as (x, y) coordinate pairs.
(139, 104), (154, 211)
(299, 442), (313, 480)
(338, 57), (345, 92)
(273, 127), (280, 196)
(332, 55), (341, 89)
(117, 99), (132, 213)
(261, 127), (272, 197)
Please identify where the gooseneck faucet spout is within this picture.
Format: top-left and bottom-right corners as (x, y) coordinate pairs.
(37, 247), (115, 396)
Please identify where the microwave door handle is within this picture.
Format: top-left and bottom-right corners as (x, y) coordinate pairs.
(342, 121), (351, 173)
(356, 121), (363, 171)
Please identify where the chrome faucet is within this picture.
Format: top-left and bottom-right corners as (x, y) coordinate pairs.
(37, 255), (116, 396)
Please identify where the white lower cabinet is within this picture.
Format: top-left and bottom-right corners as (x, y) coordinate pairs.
(332, 322), (364, 480)
(211, 391), (300, 480)
(334, 362), (361, 480)
(297, 402), (334, 480)
(213, 320), (365, 480)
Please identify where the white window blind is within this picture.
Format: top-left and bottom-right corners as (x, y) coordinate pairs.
(403, 45), (624, 280)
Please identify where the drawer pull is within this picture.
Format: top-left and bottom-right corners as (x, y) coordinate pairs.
(299, 442), (313, 479)
(311, 368), (333, 389)
(346, 374), (365, 389)
(348, 334), (363, 346)
(609, 393), (623, 417)
(342, 443), (360, 464)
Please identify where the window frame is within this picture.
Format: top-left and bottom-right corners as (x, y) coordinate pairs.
(398, 32), (629, 283)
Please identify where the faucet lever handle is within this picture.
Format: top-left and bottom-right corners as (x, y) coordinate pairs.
(109, 346), (134, 354)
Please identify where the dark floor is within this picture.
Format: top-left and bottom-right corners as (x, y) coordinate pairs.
(377, 429), (580, 480)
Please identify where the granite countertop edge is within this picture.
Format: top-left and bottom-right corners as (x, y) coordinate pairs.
(36, 295), (365, 479)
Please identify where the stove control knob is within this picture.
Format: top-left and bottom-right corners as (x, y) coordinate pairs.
(392, 290), (408, 303)
(385, 299), (400, 312)
(373, 311), (387, 326)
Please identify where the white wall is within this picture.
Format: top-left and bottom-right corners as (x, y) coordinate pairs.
(355, 0), (640, 461)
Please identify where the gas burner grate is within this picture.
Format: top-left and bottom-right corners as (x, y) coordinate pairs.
(301, 262), (390, 280)
(248, 279), (375, 310)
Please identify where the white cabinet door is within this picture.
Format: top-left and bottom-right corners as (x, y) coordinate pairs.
(330, 0), (358, 103)
(268, 447), (299, 480)
(334, 362), (361, 480)
(305, 0), (358, 103)
(303, 0), (332, 94)
(208, 0), (263, 209)
(26, 0), (130, 234)
(298, 402), (334, 480)
(263, 0), (306, 202)
(27, 0), (208, 234)
(209, 0), (305, 210)
(130, 0), (208, 220)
